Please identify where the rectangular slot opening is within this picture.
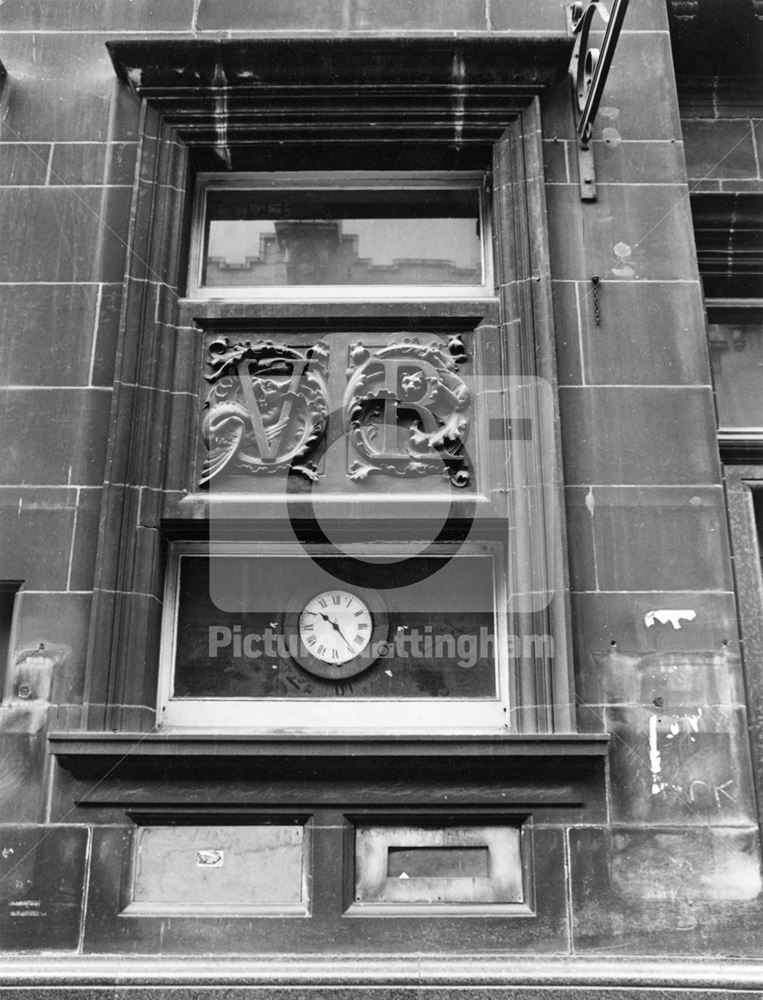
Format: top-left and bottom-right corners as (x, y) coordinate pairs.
(387, 846), (490, 879)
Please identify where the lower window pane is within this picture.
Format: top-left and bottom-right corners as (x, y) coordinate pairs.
(172, 553), (498, 700)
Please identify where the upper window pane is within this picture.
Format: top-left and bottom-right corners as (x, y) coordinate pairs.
(190, 173), (489, 298)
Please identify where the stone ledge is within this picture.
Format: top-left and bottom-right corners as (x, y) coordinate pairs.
(48, 731), (609, 782)
(0, 955), (761, 990)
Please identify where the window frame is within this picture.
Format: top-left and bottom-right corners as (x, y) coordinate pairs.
(48, 40), (585, 760)
(706, 298), (763, 457)
(722, 466), (763, 835)
(187, 170), (494, 301)
(157, 539), (513, 733)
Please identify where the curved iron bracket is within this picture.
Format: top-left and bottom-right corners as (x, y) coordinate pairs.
(567, 0), (631, 201)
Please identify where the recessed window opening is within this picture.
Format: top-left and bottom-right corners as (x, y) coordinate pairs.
(189, 172), (492, 299)
(707, 301), (763, 437)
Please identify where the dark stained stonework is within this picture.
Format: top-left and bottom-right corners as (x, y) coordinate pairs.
(0, 827), (87, 951)
(82, 824), (571, 955)
(570, 827), (763, 956)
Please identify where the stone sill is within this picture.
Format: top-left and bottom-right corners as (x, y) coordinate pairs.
(48, 731), (609, 780)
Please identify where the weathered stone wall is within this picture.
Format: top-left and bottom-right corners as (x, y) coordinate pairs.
(0, 0), (760, 988)
(542, 0), (761, 958)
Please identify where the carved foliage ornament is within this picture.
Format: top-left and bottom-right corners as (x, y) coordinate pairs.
(200, 338), (329, 484)
(344, 335), (471, 487)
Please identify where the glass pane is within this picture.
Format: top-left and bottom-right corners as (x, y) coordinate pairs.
(202, 187), (482, 287)
(707, 313), (763, 430)
(173, 554), (497, 699)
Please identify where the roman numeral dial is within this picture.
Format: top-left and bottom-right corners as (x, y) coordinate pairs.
(298, 589), (373, 665)
(285, 586), (388, 680)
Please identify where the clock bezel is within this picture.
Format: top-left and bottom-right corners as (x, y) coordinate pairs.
(284, 585), (390, 680)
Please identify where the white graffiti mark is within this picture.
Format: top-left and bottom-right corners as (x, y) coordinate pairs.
(665, 711), (702, 742)
(644, 609), (697, 630)
(649, 713), (663, 794)
(689, 779), (737, 808)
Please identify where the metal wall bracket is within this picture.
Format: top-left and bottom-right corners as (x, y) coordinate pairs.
(568, 0), (631, 201)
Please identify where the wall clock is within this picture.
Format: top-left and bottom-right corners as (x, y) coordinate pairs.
(284, 587), (389, 680)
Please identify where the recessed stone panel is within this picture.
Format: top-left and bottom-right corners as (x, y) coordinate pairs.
(127, 824), (309, 915)
(352, 825), (525, 913)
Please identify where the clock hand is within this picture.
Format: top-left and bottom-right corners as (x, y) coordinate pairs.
(306, 610), (343, 629)
(333, 626), (358, 655)
(305, 610), (358, 654)
(303, 610), (336, 624)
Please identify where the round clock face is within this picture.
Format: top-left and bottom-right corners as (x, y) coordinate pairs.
(298, 589), (373, 666)
(284, 586), (389, 680)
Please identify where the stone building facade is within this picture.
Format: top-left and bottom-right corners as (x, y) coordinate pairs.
(0, 0), (761, 996)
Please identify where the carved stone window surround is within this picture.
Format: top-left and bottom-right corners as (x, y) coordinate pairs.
(47, 37), (590, 769)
